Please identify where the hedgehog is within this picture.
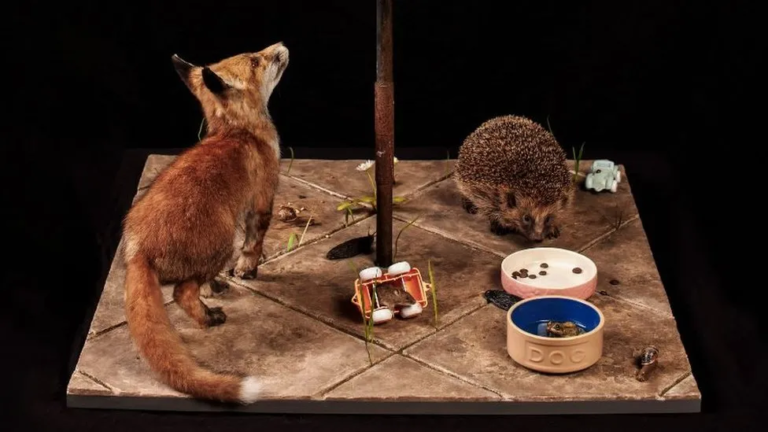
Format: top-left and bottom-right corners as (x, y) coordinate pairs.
(454, 115), (574, 242)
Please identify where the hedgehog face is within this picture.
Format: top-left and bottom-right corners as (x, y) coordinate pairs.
(499, 194), (567, 242)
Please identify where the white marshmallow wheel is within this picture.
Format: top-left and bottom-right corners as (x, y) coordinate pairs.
(359, 267), (382, 281)
(387, 261), (411, 276)
(371, 308), (393, 323)
(399, 302), (423, 319)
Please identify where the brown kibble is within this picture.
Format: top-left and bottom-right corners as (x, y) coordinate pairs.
(610, 279), (620, 285)
(528, 274), (537, 279)
(540, 263), (549, 268)
(520, 268), (528, 273)
(573, 267), (582, 274)
(539, 271), (547, 276)
(599, 290), (609, 296)
(512, 271), (521, 279)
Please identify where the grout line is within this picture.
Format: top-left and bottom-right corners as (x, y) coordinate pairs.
(601, 293), (674, 319)
(391, 215), (509, 258)
(402, 352), (505, 399)
(224, 277), (395, 351)
(400, 171), (455, 199)
(281, 174), (355, 200)
(659, 371), (692, 397)
(254, 213), (375, 265)
(87, 298), (176, 341)
(396, 300), (491, 353)
(315, 351), (398, 398)
(78, 370), (118, 393)
(576, 227), (620, 253)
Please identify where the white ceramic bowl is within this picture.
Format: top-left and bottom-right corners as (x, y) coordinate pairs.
(501, 247), (597, 299)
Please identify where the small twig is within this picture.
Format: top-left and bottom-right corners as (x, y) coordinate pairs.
(298, 214), (313, 246)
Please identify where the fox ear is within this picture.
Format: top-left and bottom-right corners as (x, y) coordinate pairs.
(171, 54), (196, 89)
(202, 67), (228, 95)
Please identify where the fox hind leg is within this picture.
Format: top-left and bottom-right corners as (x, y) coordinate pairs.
(174, 280), (227, 328)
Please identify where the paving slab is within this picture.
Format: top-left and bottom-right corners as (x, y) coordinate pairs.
(582, 218), (673, 316)
(404, 295), (693, 403)
(233, 216), (498, 351)
(86, 239), (175, 337)
(74, 283), (390, 403)
(68, 156), (699, 414)
(324, 354), (500, 401)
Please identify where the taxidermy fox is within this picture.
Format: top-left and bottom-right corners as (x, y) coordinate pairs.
(121, 42), (289, 404)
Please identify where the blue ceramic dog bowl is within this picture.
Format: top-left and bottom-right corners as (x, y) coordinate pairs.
(506, 296), (605, 373)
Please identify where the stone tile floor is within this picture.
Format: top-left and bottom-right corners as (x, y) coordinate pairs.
(68, 156), (700, 414)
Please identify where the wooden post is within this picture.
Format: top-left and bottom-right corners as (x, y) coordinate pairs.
(374, 0), (394, 267)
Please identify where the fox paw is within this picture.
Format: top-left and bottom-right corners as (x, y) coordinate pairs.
(232, 254), (259, 279)
(205, 306), (227, 327)
(200, 279), (230, 298)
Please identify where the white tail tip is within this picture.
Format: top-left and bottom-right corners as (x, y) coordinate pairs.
(239, 376), (262, 404)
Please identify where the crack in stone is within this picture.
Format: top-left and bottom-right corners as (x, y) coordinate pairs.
(658, 371), (693, 397)
(77, 370), (117, 393)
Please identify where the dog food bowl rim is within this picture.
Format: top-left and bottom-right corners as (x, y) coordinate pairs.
(506, 295), (605, 342)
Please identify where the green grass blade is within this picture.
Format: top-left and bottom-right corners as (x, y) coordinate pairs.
(287, 233), (298, 251)
(428, 259), (439, 328)
(365, 170), (377, 200)
(286, 147), (295, 175)
(394, 214), (420, 259)
(337, 201), (355, 211)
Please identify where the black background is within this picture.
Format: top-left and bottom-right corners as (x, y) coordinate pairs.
(5, 0), (765, 431)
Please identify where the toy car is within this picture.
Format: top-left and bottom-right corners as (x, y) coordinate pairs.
(351, 261), (431, 325)
(585, 159), (621, 193)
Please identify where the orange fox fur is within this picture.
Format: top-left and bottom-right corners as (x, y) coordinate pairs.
(121, 42), (289, 404)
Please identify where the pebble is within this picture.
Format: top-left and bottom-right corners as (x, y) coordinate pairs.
(610, 279), (620, 285)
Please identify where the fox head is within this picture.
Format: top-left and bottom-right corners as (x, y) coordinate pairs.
(171, 42), (289, 130)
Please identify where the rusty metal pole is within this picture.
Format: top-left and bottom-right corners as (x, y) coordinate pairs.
(375, 0), (394, 267)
